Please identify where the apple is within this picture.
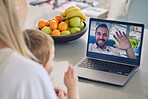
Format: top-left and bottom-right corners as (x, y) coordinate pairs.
(78, 22), (84, 30)
(69, 17), (80, 27)
(41, 26), (52, 34)
(70, 27), (81, 34)
(61, 30), (71, 35)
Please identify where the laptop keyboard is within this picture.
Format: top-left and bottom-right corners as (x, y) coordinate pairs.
(77, 58), (135, 76)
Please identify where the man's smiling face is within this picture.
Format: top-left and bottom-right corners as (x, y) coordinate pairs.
(95, 27), (109, 49)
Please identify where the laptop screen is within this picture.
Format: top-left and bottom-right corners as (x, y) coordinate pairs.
(87, 18), (144, 66)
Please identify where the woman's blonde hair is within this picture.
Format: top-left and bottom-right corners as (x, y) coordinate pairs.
(0, 0), (38, 61)
(25, 29), (54, 66)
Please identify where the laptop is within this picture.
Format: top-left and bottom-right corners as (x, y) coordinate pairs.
(75, 18), (144, 86)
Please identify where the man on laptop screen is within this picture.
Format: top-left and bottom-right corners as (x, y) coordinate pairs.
(89, 24), (136, 59)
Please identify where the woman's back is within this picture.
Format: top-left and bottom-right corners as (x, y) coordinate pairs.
(0, 48), (57, 99)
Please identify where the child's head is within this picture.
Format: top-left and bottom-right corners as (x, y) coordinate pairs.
(25, 29), (55, 74)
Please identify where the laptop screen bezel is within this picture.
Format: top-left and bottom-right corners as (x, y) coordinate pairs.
(86, 18), (144, 66)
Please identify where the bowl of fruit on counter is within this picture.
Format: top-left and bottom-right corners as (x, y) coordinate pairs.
(37, 6), (87, 43)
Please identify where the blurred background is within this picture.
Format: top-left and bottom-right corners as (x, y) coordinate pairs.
(26, 0), (147, 56)
(27, 0), (148, 29)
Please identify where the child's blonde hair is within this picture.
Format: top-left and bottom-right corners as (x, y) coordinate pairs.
(25, 29), (54, 66)
(0, 0), (38, 61)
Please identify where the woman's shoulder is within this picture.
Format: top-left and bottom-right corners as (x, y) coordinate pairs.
(0, 48), (48, 81)
(0, 49), (57, 99)
(8, 51), (47, 75)
(0, 48), (41, 71)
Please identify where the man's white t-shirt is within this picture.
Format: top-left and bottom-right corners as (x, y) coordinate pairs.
(0, 48), (58, 99)
(89, 43), (121, 56)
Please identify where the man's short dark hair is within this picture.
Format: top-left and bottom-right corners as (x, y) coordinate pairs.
(95, 24), (109, 33)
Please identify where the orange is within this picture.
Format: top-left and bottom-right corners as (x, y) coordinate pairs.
(55, 15), (62, 23)
(50, 20), (58, 30)
(38, 20), (46, 29)
(58, 22), (68, 31)
(49, 18), (59, 25)
(52, 30), (61, 35)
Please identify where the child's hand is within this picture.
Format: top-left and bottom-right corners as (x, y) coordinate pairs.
(54, 87), (67, 99)
(64, 65), (78, 90)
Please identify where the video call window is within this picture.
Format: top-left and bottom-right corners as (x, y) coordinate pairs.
(88, 21), (143, 60)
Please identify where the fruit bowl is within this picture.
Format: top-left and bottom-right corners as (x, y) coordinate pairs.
(51, 22), (87, 43)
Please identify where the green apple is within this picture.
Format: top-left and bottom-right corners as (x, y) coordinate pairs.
(61, 30), (71, 35)
(70, 27), (81, 34)
(41, 26), (52, 35)
(69, 17), (80, 27)
(78, 22), (84, 30)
